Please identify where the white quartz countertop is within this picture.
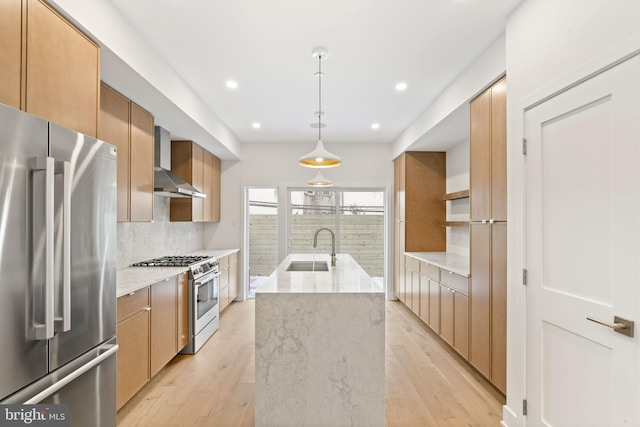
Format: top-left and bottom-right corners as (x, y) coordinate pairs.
(257, 253), (382, 294)
(116, 248), (239, 298)
(405, 252), (470, 277)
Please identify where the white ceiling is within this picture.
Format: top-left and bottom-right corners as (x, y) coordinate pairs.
(105, 0), (520, 149)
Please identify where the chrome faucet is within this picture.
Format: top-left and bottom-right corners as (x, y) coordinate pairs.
(313, 228), (336, 267)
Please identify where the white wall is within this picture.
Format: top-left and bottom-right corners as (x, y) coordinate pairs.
(504, 1), (640, 425)
(445, 140), (470, 256)
(203, 142), (394, 297)
(392, 33), (506, 157)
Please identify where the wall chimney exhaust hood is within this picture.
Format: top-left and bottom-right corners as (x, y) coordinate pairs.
(153, 126), (206, 198)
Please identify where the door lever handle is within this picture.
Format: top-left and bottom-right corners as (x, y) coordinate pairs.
(587, 316), (634, 337)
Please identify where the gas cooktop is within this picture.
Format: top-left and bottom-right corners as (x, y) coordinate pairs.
(131, 255), (212, 267)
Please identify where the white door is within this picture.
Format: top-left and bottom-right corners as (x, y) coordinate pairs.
(525, 55), (640, 426)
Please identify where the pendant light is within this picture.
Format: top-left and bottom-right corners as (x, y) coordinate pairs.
(307, 169), (333, 187)
(298, 48), (342, 168)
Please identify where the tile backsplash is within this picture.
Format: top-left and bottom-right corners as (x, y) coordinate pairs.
(117, 196), (204, 269)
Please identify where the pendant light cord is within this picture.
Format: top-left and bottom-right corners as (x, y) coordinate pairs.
(318, 53), (322, 141)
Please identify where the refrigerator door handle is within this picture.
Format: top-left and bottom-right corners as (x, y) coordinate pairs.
(55, 160), (72, 332)
(23, 343), (118, 404)
(31, 157), (55, 340)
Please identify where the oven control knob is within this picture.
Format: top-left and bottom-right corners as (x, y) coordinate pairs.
(198, 267), (203, 274)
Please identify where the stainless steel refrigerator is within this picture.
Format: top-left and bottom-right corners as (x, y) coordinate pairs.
(0, 103), (118, 426)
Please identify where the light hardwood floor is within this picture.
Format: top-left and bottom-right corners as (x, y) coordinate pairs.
(117, 299), (505, 426)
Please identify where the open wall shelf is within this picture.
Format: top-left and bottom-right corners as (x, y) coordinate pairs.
(444, 221), (470, 227)
(442, 189), (470, 201)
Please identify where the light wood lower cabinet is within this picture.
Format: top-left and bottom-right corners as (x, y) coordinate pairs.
(401, 256), (470, 361)
(116, 288), (150, 411)
(219, 251), (239, 312)
(117, 272), (189, 410)
(150, 277), (177, 377)
(177, 271), (189, 352)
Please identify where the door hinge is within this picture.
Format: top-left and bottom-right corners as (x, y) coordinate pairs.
(523, 399), (528, 416)
(522, 138), (527, 155)
(523, 269), (528, 285)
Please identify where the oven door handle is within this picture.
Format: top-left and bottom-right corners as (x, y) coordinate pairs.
(194, 272), (220, 287)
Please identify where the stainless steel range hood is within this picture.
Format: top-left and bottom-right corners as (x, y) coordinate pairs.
(154, 126), (206, 198)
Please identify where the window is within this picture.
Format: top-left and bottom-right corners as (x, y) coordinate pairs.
(289, 189), (384, 278)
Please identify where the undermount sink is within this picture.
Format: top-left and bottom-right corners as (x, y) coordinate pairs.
(286, 261), (329, 272)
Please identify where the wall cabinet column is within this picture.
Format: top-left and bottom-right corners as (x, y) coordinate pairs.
(469, 76), (507, 393)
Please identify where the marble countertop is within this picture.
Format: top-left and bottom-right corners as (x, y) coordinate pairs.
(257, 253), (382, 294)
(405, 252), (470, 277)
(116, 248), (239, 298)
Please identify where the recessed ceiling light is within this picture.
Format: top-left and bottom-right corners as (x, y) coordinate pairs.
(371, 123), (380, 130)
(395, 82), (408, 91)
(252, 122), (261, 129)
(226, 80), (238, 89)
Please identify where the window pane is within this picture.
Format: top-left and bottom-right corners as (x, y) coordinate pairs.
(290, 190), (336, 254)
(249, 188), (278, 278)
(339, 191), (384, 277)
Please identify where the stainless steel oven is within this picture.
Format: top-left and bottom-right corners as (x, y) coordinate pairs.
(183, 258), (220, 354)
(131, 255), (220, 354)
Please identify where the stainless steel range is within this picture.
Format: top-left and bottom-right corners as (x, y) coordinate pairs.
(132, 255), (220, 354)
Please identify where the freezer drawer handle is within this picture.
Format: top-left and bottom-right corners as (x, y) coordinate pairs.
(31, 157), (55, 340)
(55, 160), (72, 333)
(23, 344), (119, 404)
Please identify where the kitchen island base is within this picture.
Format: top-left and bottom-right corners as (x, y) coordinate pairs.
(255, 254), (385, 427)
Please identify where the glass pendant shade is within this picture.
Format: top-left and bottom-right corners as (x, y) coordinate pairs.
(307, 169), (333, 187)
(298, 139), (341, 168)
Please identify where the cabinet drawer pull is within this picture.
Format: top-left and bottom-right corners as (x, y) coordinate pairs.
(145, 307), (151, 311)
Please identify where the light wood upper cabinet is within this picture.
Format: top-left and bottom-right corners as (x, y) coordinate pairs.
(99, 84), (130, 221)
(99, 83), (154, 222)
(171, 140), (221, 222)
(470, 76), (506, 221)
(25, 0), (99, 137)
(129, 103), (154, 222)
(0, 0), (22, 109)
(1, 0), (99, 135)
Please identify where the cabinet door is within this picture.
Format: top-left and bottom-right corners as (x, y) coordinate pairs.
(470, 88), (491, 221)
(116, 310), (150, 410)
(129, 102), (154, 222)
(491, 78), (507, 221)
(150, 278), (177, 377)
(411, 269), (420, 316)
(99, 83), (131, 221)
(453, 292), (469, 360)
(219, 266), (230, 312)
(176, 272), (189, 352)
(0, 0), (21, 109)
(191, 144), (204, 222)
(25, 0), (99, 137)
(404, 266), (412, 310)
(470, 223), (491, 377)
(211, 154), (221, 222)
(491, 222), (507, 392)
(428, 279), (440, 332)
(203, 150), (213, 222)
(419, 275), (429, 324)
(440, 285), (454, 345)
(228, 261), (238, 303)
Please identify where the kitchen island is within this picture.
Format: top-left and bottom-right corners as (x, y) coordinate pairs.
(255, 253), (385, 427)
